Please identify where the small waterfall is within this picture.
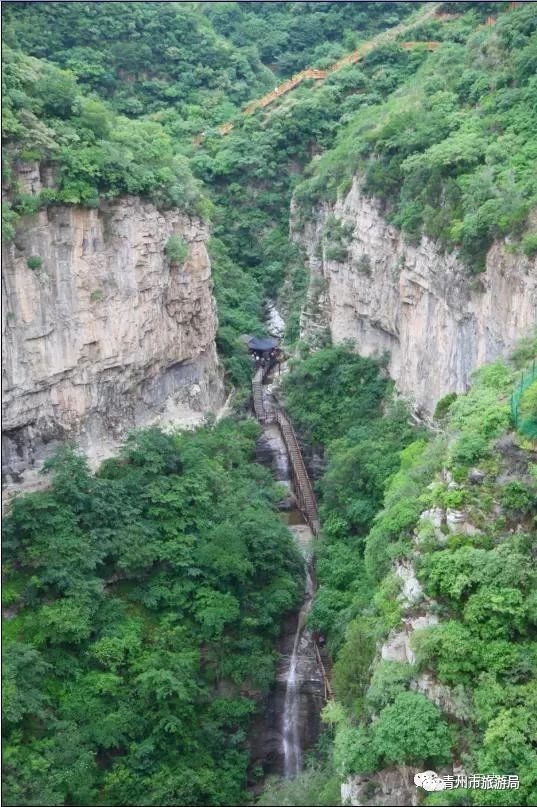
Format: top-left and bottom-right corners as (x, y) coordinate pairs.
(282, 650), (300, 777)
(282, 559), (316, 778)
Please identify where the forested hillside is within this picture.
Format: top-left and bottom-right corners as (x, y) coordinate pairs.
(2, 2), (413, 133)
(2, 44), (207, 238)
(2, 0), (421, 382)
(6, 2), (534, 370)
(295, 2), (537, 269)
(2, 2), (537, 806)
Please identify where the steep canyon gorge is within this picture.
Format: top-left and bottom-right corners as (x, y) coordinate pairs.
(5, 171), (535, 487)
(2, 3), (537, 806)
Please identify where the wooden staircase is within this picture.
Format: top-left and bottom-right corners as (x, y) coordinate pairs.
(252, 367), (266, 422)
(205, 5), (446, 138)
(216, 38), (440, 136)
(251, 366), (320, 535)
(276, 411), (320, 536)
(195, 1), (521, 143)
(252, 369), (331, 695)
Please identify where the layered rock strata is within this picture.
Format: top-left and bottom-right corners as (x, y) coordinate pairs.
(296, 178), (537, 414)
(2, 195), (223, 486)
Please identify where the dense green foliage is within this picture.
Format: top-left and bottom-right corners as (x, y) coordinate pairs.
(282, 346), (416, 647)
(3, 2), (415, 127)
(2, 46), (206, 237)
(295, 4), (537, 270)
(165, 234), (188, 265)
(257, 761), (341, 807)
(25, 255), (42, 271)
(288, 345), (537, 805)
(518, 379), (537, 440)
(195, 22), (429, 379)
(2, 421), (303, 805)
(2, 1), (275, 129)
(206, 2), (416, 76)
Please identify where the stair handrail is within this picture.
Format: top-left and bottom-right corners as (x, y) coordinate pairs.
(276, 410), (320, 534)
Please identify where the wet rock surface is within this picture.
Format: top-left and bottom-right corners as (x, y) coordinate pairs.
(248, 608), (324, 780)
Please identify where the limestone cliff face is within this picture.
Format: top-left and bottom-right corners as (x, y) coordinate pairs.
(2, 195), (224, 487)
(296, 177), (537, 414)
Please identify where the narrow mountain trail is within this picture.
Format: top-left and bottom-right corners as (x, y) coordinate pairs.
(209, 3), (443, 138)
(196, 1), (514, 143)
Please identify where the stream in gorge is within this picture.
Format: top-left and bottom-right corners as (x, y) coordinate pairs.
(248, 303), (326, 785)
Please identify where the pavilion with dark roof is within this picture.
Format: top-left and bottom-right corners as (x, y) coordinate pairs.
(247, 336), (279, 352)
(247, 335), (281, 369)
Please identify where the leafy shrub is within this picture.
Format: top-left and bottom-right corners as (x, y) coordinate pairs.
(434, 392), (458, 420)
(2, 202), (18, 241)
(414, 621), (479, 685)
(476, 704), (537, 805)
(325, 243), (349, 262)
(463, 587), (527, 640)
(420, 541), (535, 604)
(257, 764), (342, 806)
(334, 724), (379, 776)
(165, 234), (188, 265)
(372, 573), (403, 633)
(364, 496), (422, 582)
(26, 255), (43, 270)
(518, 381), (537, 441)
(372, 692), (452, 766)
(510, 334), (537, 370)
(521, 233), (537, 257)
(355, 254), (372, 275)
(323, 215), (353, 263)
(36, 66), (77, 117)
(333, 617), (376, 715)
(439, 487), (471, 509)
(449, 432), (490, 466)
(500, 481), (536, 516)
(365, 661), (414, 712)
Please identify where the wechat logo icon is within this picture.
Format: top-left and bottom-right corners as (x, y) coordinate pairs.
(414, 771), (447, 791)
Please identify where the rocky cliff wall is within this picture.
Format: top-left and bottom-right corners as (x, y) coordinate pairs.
(2, 194), (224, 487)
(296, 177), (537, 414)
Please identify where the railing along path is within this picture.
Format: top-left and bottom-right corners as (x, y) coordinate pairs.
(252, 364), (320, 535)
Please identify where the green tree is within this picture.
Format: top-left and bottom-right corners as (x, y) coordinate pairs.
(372, 692), (452, 766)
